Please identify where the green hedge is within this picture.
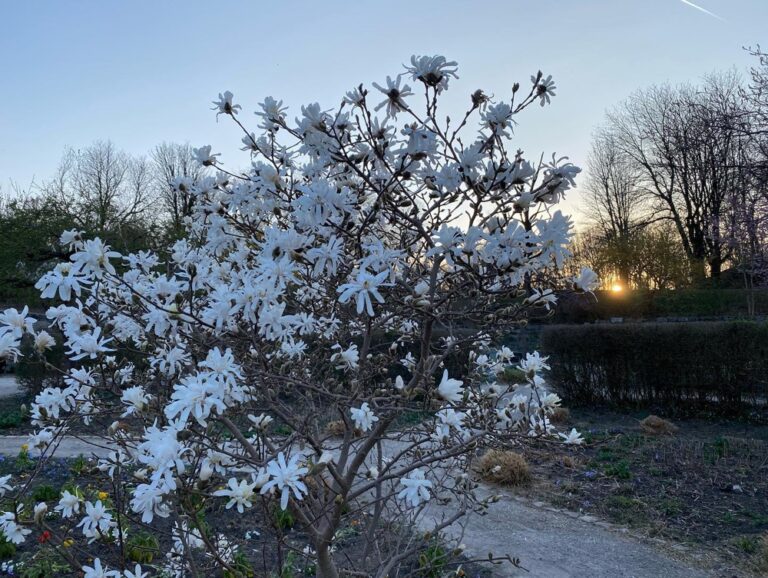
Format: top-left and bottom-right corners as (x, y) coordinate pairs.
(539, 321), (768, 414)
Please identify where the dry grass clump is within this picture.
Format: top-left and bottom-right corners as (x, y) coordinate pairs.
(475, 449), (531, 487)
(549, 407), (571, 424)
(558, 454), (580, 469)
(325, 420), (346, 437)
(325, 420), (363, 437)
(640, 415), (678, 436)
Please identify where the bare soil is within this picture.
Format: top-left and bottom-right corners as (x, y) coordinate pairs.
(517, 408), (768, 576)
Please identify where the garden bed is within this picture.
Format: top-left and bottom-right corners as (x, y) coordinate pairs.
(0, 451), (493, 578)
(516, 408), (768, 576)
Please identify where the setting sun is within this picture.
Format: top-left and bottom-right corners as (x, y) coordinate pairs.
(611, 283), (624, 293)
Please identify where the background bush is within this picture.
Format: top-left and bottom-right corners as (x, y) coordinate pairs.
(540, 321), (768, 414)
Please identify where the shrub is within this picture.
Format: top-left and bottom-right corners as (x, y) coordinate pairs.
(0, 532), (15, 560)
(272, 506), (295, 531)
(418, 541), (448, 578)
(553, 288), (768, 323)
(127, 531), (160, 563)
(0, 410), (22, 429)
(30, 485), (59, 502)
(540, 321), (768, 414)
(475, 450), (531, 486)
(497, 367), (527, 385)
(0, 55), (586, 578)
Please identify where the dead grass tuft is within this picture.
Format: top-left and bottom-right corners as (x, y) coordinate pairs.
(549, 407), (571, 424)
(475, 449), (531, 487)
(558, 454), (579, 469)
(325, 420), (346, 437)
(640, 415), (678, 436)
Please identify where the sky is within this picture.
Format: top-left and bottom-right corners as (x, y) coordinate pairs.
(1, 0), (766, 223)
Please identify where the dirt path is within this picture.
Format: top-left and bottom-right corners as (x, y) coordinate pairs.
(0, 434), (712, 577)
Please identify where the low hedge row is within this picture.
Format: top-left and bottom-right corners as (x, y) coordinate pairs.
(552, 289), (768, 323)
(539, 321), (768, 414)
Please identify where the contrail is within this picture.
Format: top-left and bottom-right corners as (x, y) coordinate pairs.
(679, 0), (726, 21)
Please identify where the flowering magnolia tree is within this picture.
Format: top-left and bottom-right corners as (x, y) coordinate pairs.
(0, 55), (595, 577)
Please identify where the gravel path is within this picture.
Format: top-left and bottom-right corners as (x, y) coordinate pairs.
(0, 432), (711, 577)
(421, 485), (709, 577)
(0, 375), (22, 398)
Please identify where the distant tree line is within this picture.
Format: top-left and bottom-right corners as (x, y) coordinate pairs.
(0, 141), (209, 299)
(573, 48), (768, 297)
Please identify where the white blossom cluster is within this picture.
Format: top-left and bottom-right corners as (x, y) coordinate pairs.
(0, 55), (594, 576)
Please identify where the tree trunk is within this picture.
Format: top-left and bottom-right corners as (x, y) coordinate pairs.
(316, 544), (339, 578)
(690, 258), (707, 284)
(709, 256), (722, 279)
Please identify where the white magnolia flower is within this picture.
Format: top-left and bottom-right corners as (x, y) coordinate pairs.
(212, 90), (241, 117)
(70, 238), (121, 277)
(519, 352), (550, 374)
(337, 270), (390, 316)
(331, 344), (359, 371)
(350, 402), (379, 432)
(0, 331), (21, 361)
(397, 469), (432, 507)
(559, 428), (584, 445)
(193, 145), (220, 166)
(67, 327), (115, 361)
(573, 267), (599, 292)
(0, 475), (13, 497)
(533, 74), (557, 106)
(372, 75), (413, 118)
(247, 413), (274, 430)
(0, 306), (35, 338)
(33, 502), (48, 523)
(33, 330), (55, 352)
(0, 508), (30, 544)
(436, 408), (465, 430)
(123, 564), (149, 578)
(437, 370), (464, 403)
(214, 478), (257, 513)
(525, 288), (558, 310)
(77, 500), (116, 543)
(130, 483), (171, 524)
(540, 392), (562, 411)
(82, 558), (120, 578)
(59, 229), (83, 248)
(56, 490), (82, 518)
(405, 55), (458, 93)
(261, 452), (308, 510)
(120, 386), (149, 416)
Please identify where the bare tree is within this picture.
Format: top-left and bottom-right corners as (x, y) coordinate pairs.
(42, 141), (153, 243)
(150, 142), (208, 235)
(607, 73), (752, 280)
(581, 128), (647, 285)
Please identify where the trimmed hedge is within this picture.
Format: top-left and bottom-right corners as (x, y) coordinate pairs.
(552, 289), (768, 323)
(540, 321), (768, 414)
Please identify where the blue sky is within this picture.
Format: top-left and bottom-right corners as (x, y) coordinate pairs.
(1, 0), (765, 221)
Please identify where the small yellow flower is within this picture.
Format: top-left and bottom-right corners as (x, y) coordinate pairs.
(62, 538), (74, 548)
(98, 491), (109, 501)
(20, 444), (29, 452)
